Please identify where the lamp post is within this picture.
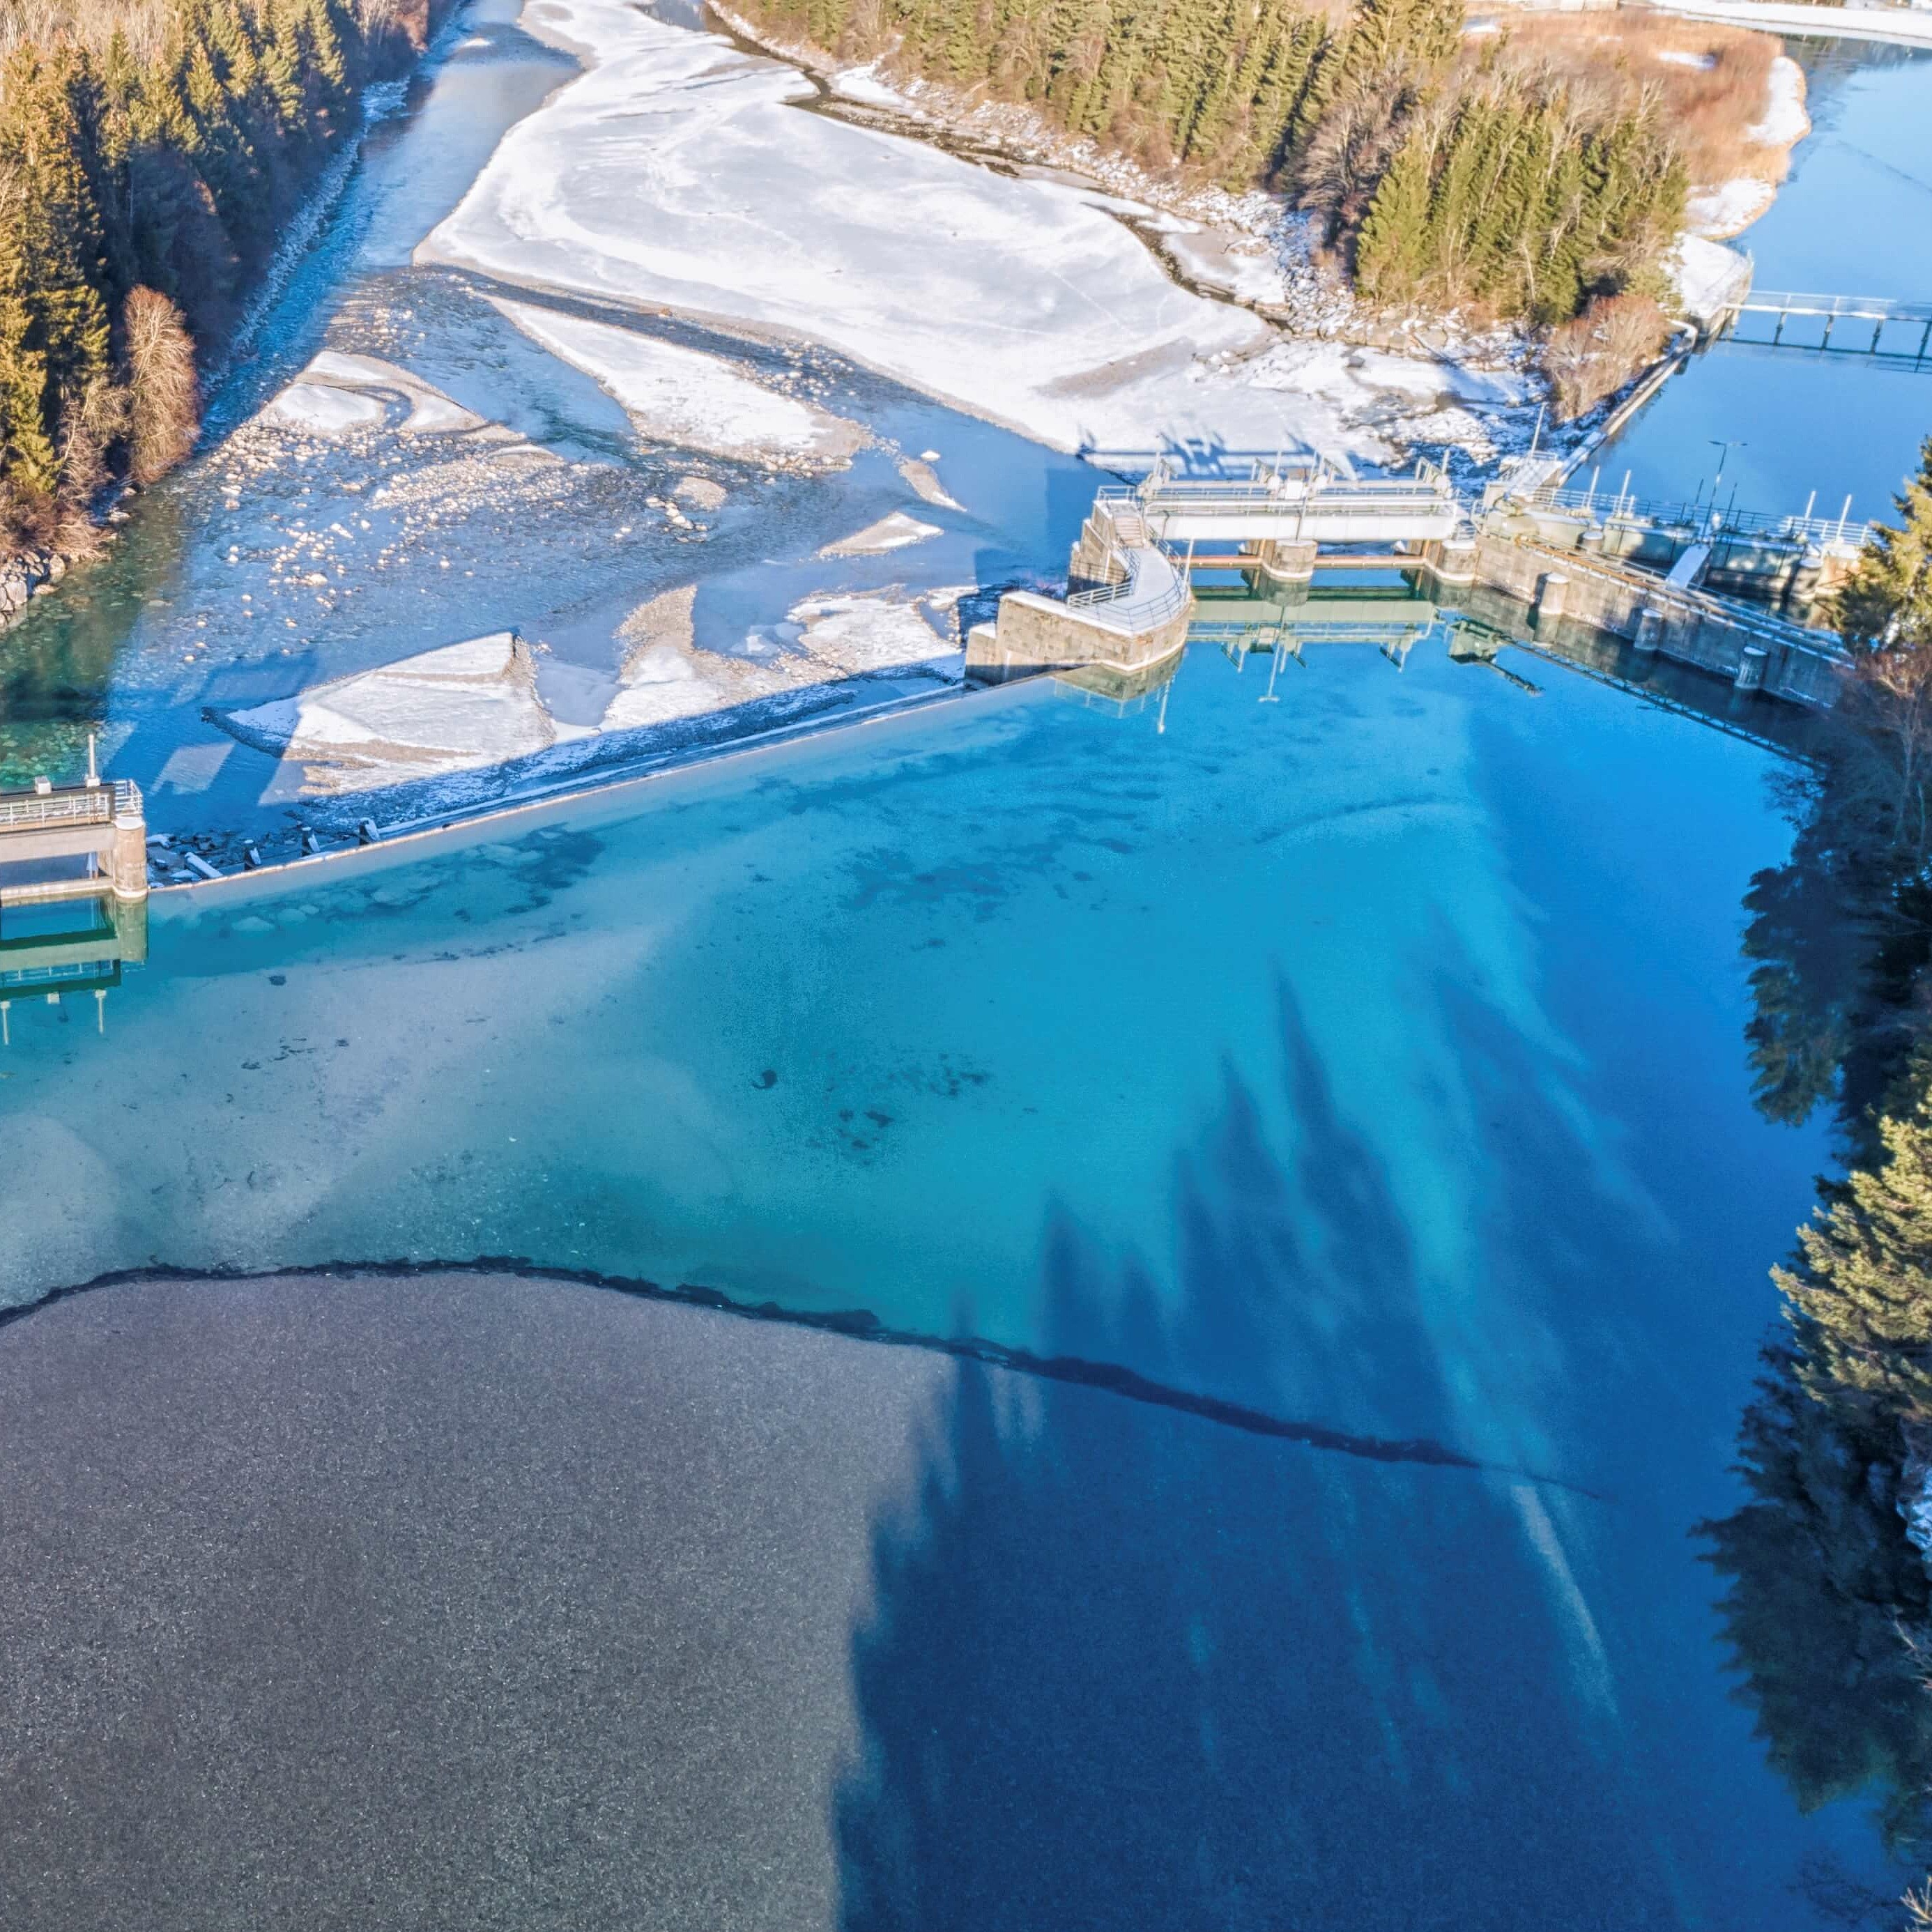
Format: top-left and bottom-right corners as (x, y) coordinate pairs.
(1706, 438), (1746, 500)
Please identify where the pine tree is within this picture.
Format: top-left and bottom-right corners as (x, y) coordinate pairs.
(1836, 437), (1932, 654)
(1780, 1043), (1932, 1427)
(1352, 114), (1434, 305)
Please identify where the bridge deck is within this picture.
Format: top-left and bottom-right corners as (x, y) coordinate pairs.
(1738, 291), (1932, 323)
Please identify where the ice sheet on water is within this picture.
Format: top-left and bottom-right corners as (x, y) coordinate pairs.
(820, 512), (942, 556)
(489, 298), (863, 464)
(422, 0), (1525, 464)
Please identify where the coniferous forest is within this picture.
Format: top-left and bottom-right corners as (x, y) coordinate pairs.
(737, 0), (1691, 328)
(0, 0), (431, 551)
(1699, 444), (1932, 1912)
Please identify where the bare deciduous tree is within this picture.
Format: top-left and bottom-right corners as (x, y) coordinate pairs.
(123, 284), (198, 484)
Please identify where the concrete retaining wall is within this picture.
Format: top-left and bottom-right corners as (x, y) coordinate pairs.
(968, 593), (1190, 685)
(1465, 535), (1844, 707)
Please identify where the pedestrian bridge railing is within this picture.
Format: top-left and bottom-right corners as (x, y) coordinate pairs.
(1519, 483), (1873, 551)
(0, 781), (135, 832)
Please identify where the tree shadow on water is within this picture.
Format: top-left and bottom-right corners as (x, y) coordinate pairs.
(834, 984), (1680, 1931)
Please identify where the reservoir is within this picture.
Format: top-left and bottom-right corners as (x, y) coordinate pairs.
(2, 9), (1930, 1929)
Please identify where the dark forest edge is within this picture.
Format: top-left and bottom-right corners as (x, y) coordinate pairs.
(0, 0), (444, 577)
(1706, 439), (1932, 1927)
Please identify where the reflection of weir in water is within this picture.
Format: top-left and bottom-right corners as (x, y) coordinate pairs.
(0, 894), (148, 1047)
(1068, 578), (1827, 760)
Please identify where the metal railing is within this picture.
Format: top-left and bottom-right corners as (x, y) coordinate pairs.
(0, 784), (113, 831)
(1064, 546), (1191, 632)
(1738, 291), (1932, 323)
(0, 958), (116, 990)
(1522, 484), (1872, 551)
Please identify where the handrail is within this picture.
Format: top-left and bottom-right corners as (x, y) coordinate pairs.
(1738, 291), (1932, 322)
(1064, 545), (1190, 634)
(1523, 483), (1872, 549)
(0, 788), (112, 830)
(0, 778), (139, 833)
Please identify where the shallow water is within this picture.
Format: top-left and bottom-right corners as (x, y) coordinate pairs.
(0, 623), (1896, 1923)
(0, 0), (1095, 815)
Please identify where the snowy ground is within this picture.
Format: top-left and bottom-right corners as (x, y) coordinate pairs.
(196, 590), (962, 807)
(422, 0), (1537, 467)
(489, 298), (865, 464)
(1685, 54), (1811, 239)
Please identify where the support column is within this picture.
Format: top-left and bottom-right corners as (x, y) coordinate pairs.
(1427, 536), (1477, 585)
(1633, 606), (1664, 654)
(1259, 539), (1317, 584)
(1734, 646), (1768, 693)
(112, 893), (148, 966)
(111, 799), (148, 900)
(1533, 572), (1570, 622)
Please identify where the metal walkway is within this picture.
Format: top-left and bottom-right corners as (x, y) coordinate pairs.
(1727, 290), (1932, 360)
(1101, 456), (1467, 549)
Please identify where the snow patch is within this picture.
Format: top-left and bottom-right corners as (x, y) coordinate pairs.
(601, 588), (959, 734)
(422, 0), (1517, 465)
(829, 63), (923, 114)
(820, 511), (943, 556)
(1687, 177), (1777, 240)
(491, 298), (861, 463)
(1672, 234), (1752, 325)
(256, 383), (388, 440)
(254, 351), (488, 440)
(213, 632), (556, 790)
(1163, 226), (1290, 307)
(897, 457), (962, 509)
(1749, 55), (1810, 148)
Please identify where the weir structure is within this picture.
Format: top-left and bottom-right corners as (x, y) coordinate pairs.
(968, 454), (1857, 710)
(0, 773), (150, 908)
(0, 763), (150, 1044)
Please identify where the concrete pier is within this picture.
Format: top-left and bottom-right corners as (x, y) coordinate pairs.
(0, 779), (148, 907)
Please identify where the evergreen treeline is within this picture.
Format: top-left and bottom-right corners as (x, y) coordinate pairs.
(739, 0), (1687, 325)
(1701, 440), (1932, 1910)
(0, 0), (422, 548)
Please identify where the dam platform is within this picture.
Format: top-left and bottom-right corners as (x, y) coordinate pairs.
(968, 456), (1856, 710)
(0, 776), (149, 908)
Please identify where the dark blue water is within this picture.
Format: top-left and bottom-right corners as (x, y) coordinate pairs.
(0, 624), (1899, 1923)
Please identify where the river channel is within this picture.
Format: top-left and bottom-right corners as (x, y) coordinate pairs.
(2, 10), (1931, 1931)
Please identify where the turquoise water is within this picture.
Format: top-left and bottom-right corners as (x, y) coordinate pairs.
(0, 629), (1893, 1922)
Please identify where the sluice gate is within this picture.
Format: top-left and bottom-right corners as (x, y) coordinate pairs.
(968, 456), (1858, 711)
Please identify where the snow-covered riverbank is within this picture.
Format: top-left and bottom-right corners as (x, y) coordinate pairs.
(421, 0), (1533, 466)
(1645, 0), (1932, 48)
(1687, 53), (1812, 238)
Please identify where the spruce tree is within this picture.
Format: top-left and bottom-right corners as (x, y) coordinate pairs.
(1780, 1044), (1932, 1427)
(1836, 438), (1932, 654)
(1353, 117), (1434, 305)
